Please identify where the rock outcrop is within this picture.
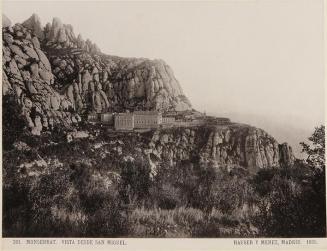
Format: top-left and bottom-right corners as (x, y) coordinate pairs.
(46, 50), (191, 112)
(42, 16), (100, 54)
(40, 17), (191, 113)
(13, 14), (191, 114)
(2, 21), (80, 135)
(105, 57), (192, 112)
(146, 125), (294, 171)
(278, 143), (295, 167)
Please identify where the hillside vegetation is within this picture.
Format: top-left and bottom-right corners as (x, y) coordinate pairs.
(3, 125), (325, 237)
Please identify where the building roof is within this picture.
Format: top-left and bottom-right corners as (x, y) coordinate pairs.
(215, 117), (230, 120)
(116, 113), (134, 117)
(133, 111), (161, 115)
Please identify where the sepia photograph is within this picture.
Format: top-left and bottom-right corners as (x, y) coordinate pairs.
(1, 0), (326, 243)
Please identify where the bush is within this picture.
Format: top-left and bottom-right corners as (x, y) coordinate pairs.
(2, 95), (26, 149)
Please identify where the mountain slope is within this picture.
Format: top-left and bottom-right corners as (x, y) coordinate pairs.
(21, 14), (192, 112)
(2, 14), (294, 171)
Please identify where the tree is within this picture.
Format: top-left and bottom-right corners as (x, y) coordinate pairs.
(300, 125), (325, 169)
(300, 125), (326, 236)
(119, 155), (151, 205)
(253, 126), (326, 237)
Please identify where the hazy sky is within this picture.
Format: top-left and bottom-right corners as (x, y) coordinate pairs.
(3, 0), (325, 145)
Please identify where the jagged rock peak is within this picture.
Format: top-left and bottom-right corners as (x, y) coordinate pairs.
(42, 16), (100, 54)
(49, 17), (69, 43)
(22, 13), (44, 40)
(2, 14), (12, 28)
(76, 33), (83, 41)
(76, 33), (85, 48)
(52, 17), (63, 27)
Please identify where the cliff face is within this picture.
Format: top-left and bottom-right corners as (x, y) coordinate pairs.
(47, 52), (191, 113)
(2, 14), (295, 171)
(145, 125), (294, 171)
(2, 23), (81, 135)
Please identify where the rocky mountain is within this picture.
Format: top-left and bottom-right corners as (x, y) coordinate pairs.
(2, 14), (294, 171)
(2, 14), (191, 134)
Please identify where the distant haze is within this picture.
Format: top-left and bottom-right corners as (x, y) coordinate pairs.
(3, 0), (325, 156)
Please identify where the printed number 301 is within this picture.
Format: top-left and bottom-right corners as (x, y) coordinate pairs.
(13, 240), (21, 244)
